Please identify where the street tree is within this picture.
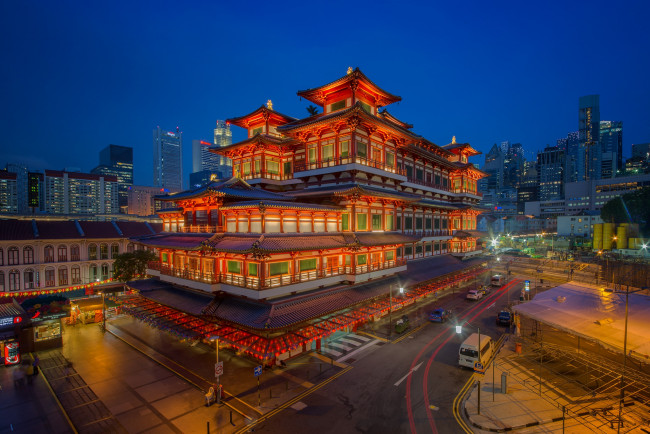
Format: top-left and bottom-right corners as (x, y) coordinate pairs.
(112, 250), (157, 282)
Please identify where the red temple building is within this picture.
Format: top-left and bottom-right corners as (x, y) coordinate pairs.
(131, 68), (487, 362)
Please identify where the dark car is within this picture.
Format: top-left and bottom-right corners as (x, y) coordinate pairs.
(496, 310), (512, 326)
(429, 308), (450, 323)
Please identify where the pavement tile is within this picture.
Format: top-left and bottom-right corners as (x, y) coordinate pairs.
(135, 377), (192, 402)
(140, 423), (179, 434)
(122, 366), (174, 389)
(115, 406), (163, 433)
(150, 388), (204, 420)
(100, 389), (144, 416)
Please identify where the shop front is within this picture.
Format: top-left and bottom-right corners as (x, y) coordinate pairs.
(20, 295), (69, 352)
(0, 301), (27, 366)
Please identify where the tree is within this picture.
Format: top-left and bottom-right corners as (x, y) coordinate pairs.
(601, 186), (650, 233)
(112, 250), (157, 282)
(306, 105), (319, 116)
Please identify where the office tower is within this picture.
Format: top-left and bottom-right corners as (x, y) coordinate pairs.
(153, 126), (183, 190)
(564, 131), (580, 183)
(503, 143), (524, 189)
(214, 120), (232, 147)
(28, 172), (44, 212)
(0, 171), (18, 213)
(44, 170), (118, 214)
(598, 121), (622, 178)
(91, 144), (133, 211)
(479, 144), (504, 192)
(212, 120), (233, 176)
(537, 146), (565, 201)
(578, 95), (600, 180)
(5, 163), (28, 214)
(191, 139), (232, 187)
(127, 185), (172, 216)
(632, 143), (650, 159)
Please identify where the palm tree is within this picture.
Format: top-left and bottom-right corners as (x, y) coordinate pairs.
(306, 105), (319, 116)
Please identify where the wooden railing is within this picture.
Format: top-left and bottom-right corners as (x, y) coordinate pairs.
(294, 156), (406, 176)
(241, 171), (293, 181)
(148, 258), (407, 290)
(178, 225), (222, 233)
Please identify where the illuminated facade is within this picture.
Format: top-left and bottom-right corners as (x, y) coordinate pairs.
(91, 145), (134, 211)
(137, 69), (486, 301)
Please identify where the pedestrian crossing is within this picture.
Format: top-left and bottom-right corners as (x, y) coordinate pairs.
(319, 333), (377, 361)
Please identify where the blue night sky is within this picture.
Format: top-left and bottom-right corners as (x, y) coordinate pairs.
(2, 0), (649, 187)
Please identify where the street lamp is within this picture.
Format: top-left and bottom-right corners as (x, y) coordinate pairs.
(100, 291), (106, 332)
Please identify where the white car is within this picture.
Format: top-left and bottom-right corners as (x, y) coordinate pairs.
(466, 289), (483, 301)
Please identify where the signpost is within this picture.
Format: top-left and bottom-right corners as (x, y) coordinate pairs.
(255, 365), (262, 407)
(474, 361), (485, 374)
(215, 361), (223, 377)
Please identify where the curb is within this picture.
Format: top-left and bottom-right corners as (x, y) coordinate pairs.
(464, 405), (564, 432)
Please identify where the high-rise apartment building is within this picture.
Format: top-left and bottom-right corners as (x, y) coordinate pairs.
(0, 171), (18, 214)
(5, 163), (28, 214)
(537, 145), (565, 201)
(44, 170), (118, 214)
(28, 172), (44, 212)
(91, 144), (133, 211)
(153, 127), (183, 191)
(598, 121), (622, 178)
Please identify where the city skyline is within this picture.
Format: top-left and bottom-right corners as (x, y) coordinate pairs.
(2, 1), (650, 187)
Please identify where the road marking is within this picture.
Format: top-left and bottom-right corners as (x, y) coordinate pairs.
(236, 365), (353, 434)
(356, 330), (389, 343)
(321, 347), (343, 357)
(394, 362), (423, 386)
(487, 302), (495, 310)
(337, 340), (378, 363)
(327, 342), (354, 351)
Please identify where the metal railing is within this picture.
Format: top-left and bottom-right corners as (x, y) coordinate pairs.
(148, 258), (407, 290)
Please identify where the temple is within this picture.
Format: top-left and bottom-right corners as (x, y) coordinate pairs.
(132, 68), (487, 361)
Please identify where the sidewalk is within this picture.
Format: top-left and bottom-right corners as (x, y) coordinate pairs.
(463, 339), (645, 433)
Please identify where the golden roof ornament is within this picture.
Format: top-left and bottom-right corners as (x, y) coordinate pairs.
(452, 136), (457, 144)
(266, 99), (273, 110)
(347, 66), (353, 75)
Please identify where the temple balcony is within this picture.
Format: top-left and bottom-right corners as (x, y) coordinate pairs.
(177, 225), (221, 233)
(239, 171), (303, 186)
(146, 259), (407, 299)
(294, 156), (406, 181)
(401, 229), (454, 238)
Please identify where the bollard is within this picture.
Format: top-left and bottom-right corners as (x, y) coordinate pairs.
(515, 342), (522, 354)
(501, 372), (508, 394)
(230, 410), (235, 426)
(207, 421), (210, 433)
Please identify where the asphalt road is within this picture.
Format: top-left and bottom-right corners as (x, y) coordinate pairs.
(251, 276), (525, 434)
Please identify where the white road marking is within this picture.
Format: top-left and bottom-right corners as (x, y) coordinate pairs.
(487, 302), (495, 310)
(328, 342), (354, 351)
(321, 348), (342, 357)
(339, 337), (364, 345)
(394, 362), (423, 387)
(336, 340), (379, 363)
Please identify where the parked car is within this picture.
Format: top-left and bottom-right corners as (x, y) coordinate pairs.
(478, 285), (491, 295)
(429, 308), (451, 323)
(466, 289), (483, 301)
(496, 310), (512, 326)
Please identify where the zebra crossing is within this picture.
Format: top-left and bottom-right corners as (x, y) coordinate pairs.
(320, 333), (378, 361)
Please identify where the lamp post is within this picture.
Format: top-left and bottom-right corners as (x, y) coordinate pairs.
(389, 286), (404, 338)
(616, 284), (646, 433)
(100, 291), (106, 332)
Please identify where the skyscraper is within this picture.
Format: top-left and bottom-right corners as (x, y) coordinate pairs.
(44, 170), (118, 214)
(537, 146), (565, 201)
(153, 127), (183, 190)
(5, 163), (28, 214)
(578, 95), (600, 180)
(91, 144), (133, 211)
(212, 120), (233, 177)
(598, 121), (622, 178)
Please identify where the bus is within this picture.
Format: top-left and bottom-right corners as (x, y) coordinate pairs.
(491, 274), (504, 287)
(458, 333), (493, 369)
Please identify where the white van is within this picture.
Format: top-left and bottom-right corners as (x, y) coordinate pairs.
(491, 274), (504, 287)
(458, 333), (493, 369)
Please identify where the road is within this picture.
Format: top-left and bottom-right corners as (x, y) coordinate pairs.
(250, 276), (525, 434)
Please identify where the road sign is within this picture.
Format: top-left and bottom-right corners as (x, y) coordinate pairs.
(215, 361), (223, 377)
(474, 361), (485, 373)
(524, 280), (530, 291)
(254, 365), (263, 377)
